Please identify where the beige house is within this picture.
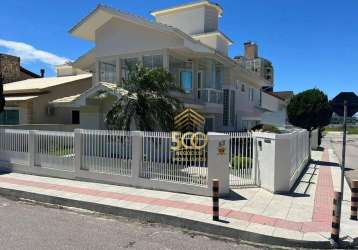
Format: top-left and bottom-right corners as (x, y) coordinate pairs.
(2, 74), (92, 125)
(51, 1), (287, 131)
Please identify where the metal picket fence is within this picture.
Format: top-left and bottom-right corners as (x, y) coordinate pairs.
(140, 132), (208, 186)
(81, 130), (132, 176)
(35, 131), (75, 172)
(0, 129), (29, 165)
(227, 132), (256, 187)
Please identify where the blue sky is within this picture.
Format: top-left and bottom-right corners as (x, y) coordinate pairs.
(0, 0), (357, 99)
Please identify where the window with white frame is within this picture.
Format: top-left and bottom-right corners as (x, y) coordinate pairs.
(99, 60), (117, 83)
(143, 55), (163, 69)
(121, 57), (139, 82)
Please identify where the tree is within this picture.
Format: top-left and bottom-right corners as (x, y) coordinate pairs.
(287, 88), (332, 130)
(105, 66), (184, 131)
(0, 74), (5, 113)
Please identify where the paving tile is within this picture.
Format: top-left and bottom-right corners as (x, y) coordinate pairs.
(246, 223), (275, 236)
(272, 228), (303, 240)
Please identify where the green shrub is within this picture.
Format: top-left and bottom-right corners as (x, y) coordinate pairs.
(251, 124), (281, 134)
(231, 156), (252, 170)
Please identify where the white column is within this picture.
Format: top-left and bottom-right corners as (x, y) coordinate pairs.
(28, 130), (36, 168)
(95, 60), (100, 84)
(131, 131), (143, 182)
(116, 56), (121, 85)
(74, 129), (83, 173)
(163, 49), (169, 71)
(207, 132), (230, 196)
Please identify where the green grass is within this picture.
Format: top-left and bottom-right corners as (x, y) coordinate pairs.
(324, 127), (358, 134)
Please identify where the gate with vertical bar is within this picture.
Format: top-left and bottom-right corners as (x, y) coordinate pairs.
(226, 132), (257, 187)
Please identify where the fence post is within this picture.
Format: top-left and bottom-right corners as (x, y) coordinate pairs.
(207, 132), (230, 197)
(351, 180), (358, 220)
(131, 131), (143, 182)
(28, 130), (36, 168)
(252, 135), (259, 186)
(74, 129), (83, 173)
(331, 192), (342, 242)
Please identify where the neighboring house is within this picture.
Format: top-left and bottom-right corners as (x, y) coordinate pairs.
(0, 53), (42, 84)
(1, 73), (92, 125)
(234, 42), (274, 90)
(52, 1), (287, 131)
(330, 112), (357, 126)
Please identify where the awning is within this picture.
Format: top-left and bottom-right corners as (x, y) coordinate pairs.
(49, 82), (126, 108)
(5, 96), (39, 102)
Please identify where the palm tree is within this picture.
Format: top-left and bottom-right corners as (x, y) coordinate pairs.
(105, 66), (184, 131)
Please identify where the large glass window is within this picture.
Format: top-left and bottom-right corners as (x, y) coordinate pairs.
(180, 71), (193, 94)
(121, 57), (139, 82)
(99, 60), (117, 83)
(143, 55), (163, 69)
(0, 109), (20, 125)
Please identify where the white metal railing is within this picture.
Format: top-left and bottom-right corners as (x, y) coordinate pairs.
(0, 129), (29, 165)
(198, 88), (223, 104)
(81, 130), (132, 176)
(35, 131), (75, 172)
(141, 132), (208, 186)
(226, 132), (256, 186)
(289, 130), (309, 181)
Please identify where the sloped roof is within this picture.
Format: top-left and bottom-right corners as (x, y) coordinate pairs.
(3, 74), (92, 94)
(5, 96), (39, 101)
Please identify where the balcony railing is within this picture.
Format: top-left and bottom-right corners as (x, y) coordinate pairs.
(198, 88), (223, 104)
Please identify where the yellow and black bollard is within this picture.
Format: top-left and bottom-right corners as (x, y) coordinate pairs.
(331, 192), (341, 242)
(351, 180), (358, 220)
(212, 179), (219, 221)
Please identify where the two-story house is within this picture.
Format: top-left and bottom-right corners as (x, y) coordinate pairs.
(52, 1), (287, 131)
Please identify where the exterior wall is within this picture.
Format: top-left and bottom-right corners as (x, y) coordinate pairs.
(155, 7), (206, 35)
(204, 6), (219, 32)
(30, 78), (92, 124)
(95, 18), (183, 58)
(0, 54), (20, 84)
(195, 35), (228, 55)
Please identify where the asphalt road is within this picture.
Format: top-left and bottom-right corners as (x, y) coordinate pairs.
(0, 196), (277, 250)
(325, 132), (358, 186)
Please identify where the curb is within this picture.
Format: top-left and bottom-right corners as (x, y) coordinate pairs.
(0, 187), (332, 249)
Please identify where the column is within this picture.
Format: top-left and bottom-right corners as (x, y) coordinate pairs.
(131, 131), (143, 182)
(207, 132), (230, 196)
(74, 129), (83, 173)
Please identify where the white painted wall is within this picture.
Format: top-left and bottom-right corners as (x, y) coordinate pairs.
(254, 130), (310, 193)
(95, 18), (183, 58)
(155, 6), (218, 35)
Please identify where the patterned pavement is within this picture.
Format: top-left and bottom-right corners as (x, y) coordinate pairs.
(0, 146), (356, 243)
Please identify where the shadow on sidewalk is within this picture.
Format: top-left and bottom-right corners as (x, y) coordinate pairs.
(223, 190), (247, 201)
(314, 160), (340, 167)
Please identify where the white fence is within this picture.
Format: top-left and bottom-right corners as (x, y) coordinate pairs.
(227, 132), (256, 186)
(141, 132), (208, 186)
(0, 129), (229, 197)
(255, 129), (310, 193)
(81, 130), (132, 176)
(0, 128), (311, 195)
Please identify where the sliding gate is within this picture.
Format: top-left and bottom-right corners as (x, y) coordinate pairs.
(227, 132), (257, 187)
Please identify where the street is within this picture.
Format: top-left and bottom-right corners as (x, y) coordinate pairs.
(0, 196), (273, 250)
(325, 132), (358, 186)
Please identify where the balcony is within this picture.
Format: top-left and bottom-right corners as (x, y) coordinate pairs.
(198, 88), (223, 104)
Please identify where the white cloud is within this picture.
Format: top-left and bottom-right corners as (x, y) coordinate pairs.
(0, 38), (71, 66)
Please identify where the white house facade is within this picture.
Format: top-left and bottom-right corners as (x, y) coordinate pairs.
(53, 1), (287, 131)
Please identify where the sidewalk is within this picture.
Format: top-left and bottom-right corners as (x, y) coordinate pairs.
(0, 147), (357, 248)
